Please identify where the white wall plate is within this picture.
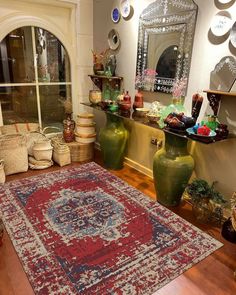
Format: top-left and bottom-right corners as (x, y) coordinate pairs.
(120, 0), (131, 18)
(218, 0), (233, 3)
(230, 21), (236, 48)
(210, 11), (232, 37)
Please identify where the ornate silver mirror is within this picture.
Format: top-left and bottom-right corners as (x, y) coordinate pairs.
(210, 56), (236, 91)
(136, 0), (198, 94)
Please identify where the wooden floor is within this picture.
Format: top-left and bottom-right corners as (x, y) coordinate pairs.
(0, 152), (236, 295)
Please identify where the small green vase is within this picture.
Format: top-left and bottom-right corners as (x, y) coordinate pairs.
(153, 132), (194, 206)
(99, 113), (128, 169)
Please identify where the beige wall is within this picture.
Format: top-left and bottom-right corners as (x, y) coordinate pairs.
(93, 0), (236, 201)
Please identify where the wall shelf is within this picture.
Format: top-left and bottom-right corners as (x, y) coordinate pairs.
(88, 75), (123, 91)
(204, 89), (236, 116)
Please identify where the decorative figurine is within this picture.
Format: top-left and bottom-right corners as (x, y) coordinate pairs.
(192, 92), (203, 120)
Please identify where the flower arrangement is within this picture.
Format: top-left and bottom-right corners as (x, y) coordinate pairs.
(135, 69), (157, 91)
(143, 68), (157, 91)
(172, 77), (187, 98)
(92, 49), (108, 65)
(135, 74), (143, 89)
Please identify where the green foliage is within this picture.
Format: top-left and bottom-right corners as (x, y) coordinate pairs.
(186, 179), (227, 204)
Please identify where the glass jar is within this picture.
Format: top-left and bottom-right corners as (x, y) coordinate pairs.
(205, 115), (218, 131)
(63, 114), (75, 143)
(192, 93), (203, 120)
(118, 91), (131, 112)
(133, 89), (144, 110)
(102, 82), (111, 100)
(111, 84), (120, 101)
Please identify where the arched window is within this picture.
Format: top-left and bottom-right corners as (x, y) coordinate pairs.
(0, 26), (71, 130)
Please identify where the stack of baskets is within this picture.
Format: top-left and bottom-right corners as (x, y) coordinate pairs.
(66, 113), (96, 162)
(75, 113), (96, 144)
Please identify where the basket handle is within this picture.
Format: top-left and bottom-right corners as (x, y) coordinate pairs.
(42, 126), (62, 135)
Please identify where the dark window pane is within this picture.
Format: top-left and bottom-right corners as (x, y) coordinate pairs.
(0, 27), (35, 83)
(39, 85), (71, 129)
(35, 28), (71, 82)
(0, 86), (38, 124)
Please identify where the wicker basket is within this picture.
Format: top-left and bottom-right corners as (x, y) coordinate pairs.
(33, 148), (53, 161)
(0, 134), (28, 175)
(51, 137), (71, 167)
(25, 132), (47, 156)
(53, 144), (71, 167)
(66, 141), (94, 162)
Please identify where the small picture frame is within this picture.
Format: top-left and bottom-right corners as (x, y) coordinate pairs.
(111, 7), (120, 24)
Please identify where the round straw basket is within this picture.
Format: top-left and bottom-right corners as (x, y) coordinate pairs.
(66, 141), (94, 162)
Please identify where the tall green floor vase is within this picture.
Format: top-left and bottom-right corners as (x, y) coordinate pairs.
(153, 132), (194, 206)
(99, 113), (128, 170)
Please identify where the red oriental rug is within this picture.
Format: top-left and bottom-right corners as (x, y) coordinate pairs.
(0, 162), (222, 294)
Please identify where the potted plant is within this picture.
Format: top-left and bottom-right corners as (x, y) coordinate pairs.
(185, 179), (227, 224)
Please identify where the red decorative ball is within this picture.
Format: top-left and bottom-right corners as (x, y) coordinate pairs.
(197, 125), (211, 136)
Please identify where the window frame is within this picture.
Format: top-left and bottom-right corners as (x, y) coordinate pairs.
(0, 26), (72, 129)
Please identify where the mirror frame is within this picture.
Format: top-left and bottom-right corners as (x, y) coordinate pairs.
(210, 56), (236, 92)
(136, 0), (198, 94)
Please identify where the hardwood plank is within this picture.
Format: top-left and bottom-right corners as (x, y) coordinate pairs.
(0, 152), (235, 295)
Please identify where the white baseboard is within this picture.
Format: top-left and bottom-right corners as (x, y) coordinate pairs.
(94, 141), (153, 178)
(94, 141), (101, 150)
(124, 157), (153, 178)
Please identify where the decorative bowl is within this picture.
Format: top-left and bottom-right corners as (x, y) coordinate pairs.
(186, 127), (216, 142)
(99, 100), (112, 110)
(89, 90), (102, 105)
(96, 71), (104, 76)
(147, 113), (161, 124)
(108, 29), (120, 50)
(135, 107), (149, 117)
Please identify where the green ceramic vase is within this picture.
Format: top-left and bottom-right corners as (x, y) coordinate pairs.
(99, 113), (128, 169)
(153, 132), (194, 206)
